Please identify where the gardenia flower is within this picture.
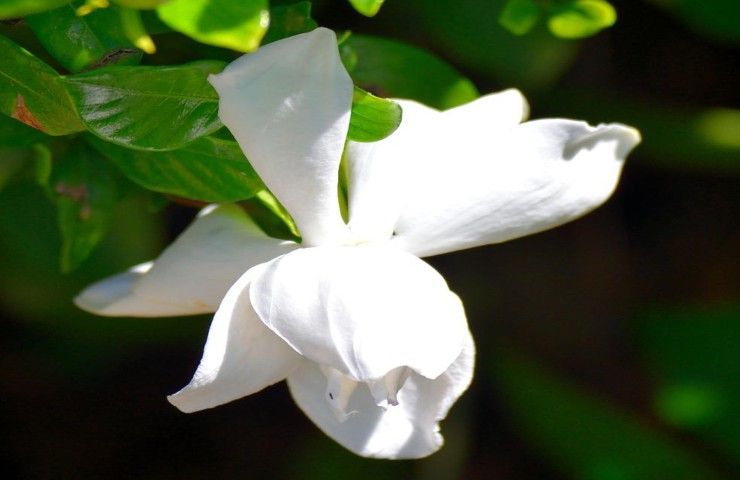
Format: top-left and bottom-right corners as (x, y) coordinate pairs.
(75, 28), (640, 459)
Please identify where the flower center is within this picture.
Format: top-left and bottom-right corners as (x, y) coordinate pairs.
(320, 365), (412, 422)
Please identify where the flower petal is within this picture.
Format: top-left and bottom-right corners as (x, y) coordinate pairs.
(250, 245), (468, 382)
(168, 264), (301, 413)
(75, 204), (295, 317)
(391, 119), (640, 256)
(287, 331), (475, 459)
(346, 92), (640, 257)
(347, 90), (529, 244)
(209, 28), (353, 246)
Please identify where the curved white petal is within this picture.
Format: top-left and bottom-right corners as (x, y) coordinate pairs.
(347, 90), (529, 244)
(346, 92), (640, 257)
(75, 204), (296, 317)
(210, 28), (353, 246)
(391, 119), (640, 256)
(168, 264), (301, 413)
(287, 331), (475, 459)
(250, 245), (468, 382)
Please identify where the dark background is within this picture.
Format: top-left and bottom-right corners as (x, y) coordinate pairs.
(1, 0), (739, 478)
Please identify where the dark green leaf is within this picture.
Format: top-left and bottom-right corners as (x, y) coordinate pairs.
(398, 0), (579, 91)
(348, 0), (385, 17)
(112, 0), (171, 8)
(50, 141), (120, 272)
(494, 349), (727, 480)
(345, 34), (478, 110)
(157, 0), (269, 52)
(88, 134), (264, 202)
(639, 305), (740, 463)
(547, 0), (616, 39)
(0, 0), (67, 18)
(646, 0), (740, 44)
(0, 34), (84, 135)
(348, 87), (401, 142)
(26, 3), (140, 73)
(64, 61), (224, 151)
(0, 112), (46, 147)
(499, 0), (541, 36)
(262, 1), (317, 45)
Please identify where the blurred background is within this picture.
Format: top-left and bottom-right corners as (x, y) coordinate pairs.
(1, 0), (739, 478)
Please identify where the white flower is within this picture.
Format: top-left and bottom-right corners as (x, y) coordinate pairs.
(75, 28), (640, 459)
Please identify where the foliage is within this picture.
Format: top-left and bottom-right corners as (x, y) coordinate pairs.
(0, 0), (739, 478)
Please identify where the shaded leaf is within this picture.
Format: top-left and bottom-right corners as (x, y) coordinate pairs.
(0, 33), (84, 135)
(262, 1), (317, 45)
(0, 112), (46, 148)
(26, 3), (140, 72)
(50, 141), (120, 272)
(157, 0), (269, 52)
(646, 0), (740, 44)
(87, 134), (264, 202)
(64, 61), (224, 151)
(499, 0), (541, 36)
(639, 305), (740, 463)
(112, 0), (171, 8)
(345, 34), (478, 110)
(494, 349), (727, 480)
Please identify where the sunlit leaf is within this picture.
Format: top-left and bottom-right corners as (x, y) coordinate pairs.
(494, 349), (726, 480)
(262, 1), (317, 45)
(345, 34), (478, 109)
(547, 0), (616, 39)
(499, 0), (541, 36)
(120, 7), (156, 54)
(25, 3), (140, 72)
(50, 141), (121, 272)
(0, 0), (68, 18)
(87, 134), (264, 202)
(64, 61), (224, 151)
(157, 0), (269, 52)
(0, 34), (84, 135)
(348, 0), (385, 17)
(348, 87), (402, 142)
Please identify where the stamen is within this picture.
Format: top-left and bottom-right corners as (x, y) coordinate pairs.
(319, 365), (358, 422)
(368, 366), (411, 408)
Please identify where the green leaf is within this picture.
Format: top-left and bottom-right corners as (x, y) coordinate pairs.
(262, 1), (317, 45)
(0, 113), (46, 148)
(645, 0), (740, 44)
(348, 0), (385, 17)
(544, 91), (740, 174)
(50, 141), (120, 272)
(64, 61), (224, 151)
(87, 134), (264, 202)
(0, 34), (84, 135)
(0, 0), (68, 18)
(348, 87), (401, 142)
(499, 0), (542, 36)
(25, 3), (141, 73)
(112, 0), (171, 8)
(494, 349), (727, 480)
(345, 34), (479, 110)
(639, 305), (740, 463)
(157, 0), (269, 52)
(547, 0), (617, 39)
